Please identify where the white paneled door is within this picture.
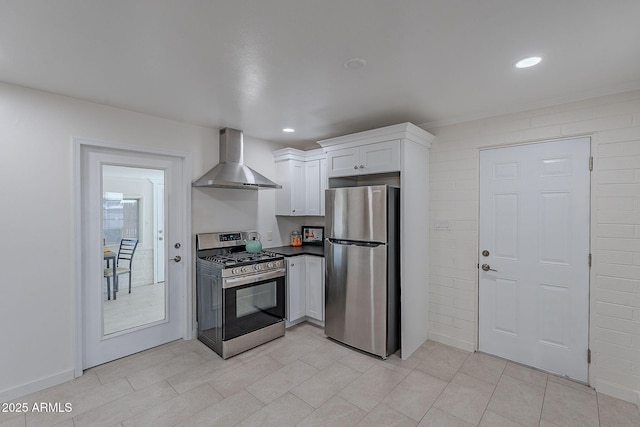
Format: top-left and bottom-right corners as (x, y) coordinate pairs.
(478, 137), (591, 382)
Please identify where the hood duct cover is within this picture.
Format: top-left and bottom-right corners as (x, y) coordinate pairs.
(193, 128), (281, 189)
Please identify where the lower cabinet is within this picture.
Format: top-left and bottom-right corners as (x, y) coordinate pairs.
(286, 255), (325, 325)
(286, 256), (306, 323)
(305, 256), (324, 321)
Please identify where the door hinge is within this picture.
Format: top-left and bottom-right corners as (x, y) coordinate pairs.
(589, 156), (593, 171)
(587, 348), (591, 364)
(588, 253), (592, 267)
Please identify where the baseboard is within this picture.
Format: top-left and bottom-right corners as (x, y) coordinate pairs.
(594, 378), (640, 406)
(285, 317), (306, 328)
(286, 317), (324, 329)
(305, 318), (325, 328)
(0, 369), (75, 404)
(428, 331), (475, 352)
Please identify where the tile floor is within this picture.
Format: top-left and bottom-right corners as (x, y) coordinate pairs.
(2, 323), (639, 427)
(103, 282), (166, 335)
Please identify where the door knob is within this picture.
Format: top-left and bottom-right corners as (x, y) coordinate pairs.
(171, 255), (182, 262)
(482, 250), (490, 257)
(481, 263), (497, 272)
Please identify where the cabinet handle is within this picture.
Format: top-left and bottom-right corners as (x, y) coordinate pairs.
(353, 165), (358, 170)
(359, 165), (364, 169)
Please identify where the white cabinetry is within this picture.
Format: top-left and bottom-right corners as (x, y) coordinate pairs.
(326, 140), (400, 177)
(286, 256), (306, 323)
(305, 256), (324, 321)
(318, 122), (435, 359)
(320, 158), (327, 215)
(274, 148), (327, 216)
(275, 158), (305, 216)
(285, 255), (325, 325)
(305, 160), (321, 216)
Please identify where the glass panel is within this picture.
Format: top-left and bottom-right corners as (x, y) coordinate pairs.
(236, 282), (277, 317)
(102, 165), (166, 335)
(103, 197), (139, 244)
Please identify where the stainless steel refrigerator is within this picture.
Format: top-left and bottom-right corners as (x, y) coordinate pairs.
(324, 185), (400, 358)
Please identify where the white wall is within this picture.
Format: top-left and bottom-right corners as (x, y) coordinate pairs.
(0, 83), (282, 401)
(426, 90), (640, 405)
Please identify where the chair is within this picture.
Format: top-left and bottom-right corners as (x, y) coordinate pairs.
(104, 238), (138, 300)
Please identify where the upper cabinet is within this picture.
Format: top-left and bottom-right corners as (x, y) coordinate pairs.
(326, 140), (400, 177)
(274, 155), (305, 216)
(274, 148), (327, 216)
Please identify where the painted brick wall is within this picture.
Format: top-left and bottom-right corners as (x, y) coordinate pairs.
(425, 90), (640, 405)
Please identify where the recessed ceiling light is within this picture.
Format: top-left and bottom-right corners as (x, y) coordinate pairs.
(515, 56), (542, 69)
(282, 128), (295, 133)
(344, 57), (367, 70)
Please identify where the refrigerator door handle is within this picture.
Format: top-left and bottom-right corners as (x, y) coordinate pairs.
(326, 238), (382, 248)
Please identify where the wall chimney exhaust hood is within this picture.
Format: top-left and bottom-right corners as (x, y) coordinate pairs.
(193, 128), (282, 189)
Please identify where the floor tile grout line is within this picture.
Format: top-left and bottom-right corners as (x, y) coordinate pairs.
(413, 351), (477, 425)
(595, 391), (602, 427)
(476, 368), (502, 426)
(539, 373), (550, 427)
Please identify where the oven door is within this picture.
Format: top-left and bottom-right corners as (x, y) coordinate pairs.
(222, 269), (286, 341)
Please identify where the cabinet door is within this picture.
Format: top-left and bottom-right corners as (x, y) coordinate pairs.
(319, 158), (327, 216)
(305, 160), (321, 216)
(286, 257), (306, 322)
(360, 140), (400, 174)
(305, 256), (325, 322)
(326, 147), (360, 177)
(275, 159), (306, 216)
(290, 160), (306, 215)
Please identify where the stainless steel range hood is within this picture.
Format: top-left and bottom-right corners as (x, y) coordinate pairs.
(193, 128), (281, 189)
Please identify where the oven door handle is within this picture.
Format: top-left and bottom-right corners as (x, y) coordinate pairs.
(222, 268), (286, 289)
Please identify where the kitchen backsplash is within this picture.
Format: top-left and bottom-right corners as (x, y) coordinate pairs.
(272, 216), (325, 248)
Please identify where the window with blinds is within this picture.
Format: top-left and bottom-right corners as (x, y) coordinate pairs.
(103, 197), (140, 245)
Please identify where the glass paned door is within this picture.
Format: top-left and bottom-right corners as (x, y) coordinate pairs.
(81, 145), (186, 370)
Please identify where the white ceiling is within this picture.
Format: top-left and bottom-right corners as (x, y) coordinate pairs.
(2, 1), (640, 147)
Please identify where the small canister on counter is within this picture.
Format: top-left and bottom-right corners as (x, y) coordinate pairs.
(290, 230), (302, 246)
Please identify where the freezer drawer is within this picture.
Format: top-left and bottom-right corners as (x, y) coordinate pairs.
(325, 239), (390, 357)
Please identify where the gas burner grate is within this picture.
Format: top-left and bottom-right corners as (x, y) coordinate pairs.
(201, 251), (283, 267)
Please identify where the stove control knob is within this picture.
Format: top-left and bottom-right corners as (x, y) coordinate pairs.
(267, 262), (274, 268)
(254, 264), (261, 271)
(232, 268), (239, 275)
(242, 266), (250, 274)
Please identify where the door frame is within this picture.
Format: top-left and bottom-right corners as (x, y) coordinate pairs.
(476, 135), (593, 382)
(72, 137), (193, 377)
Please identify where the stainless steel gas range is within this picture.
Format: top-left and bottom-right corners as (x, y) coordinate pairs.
(196, 231), (286, 359)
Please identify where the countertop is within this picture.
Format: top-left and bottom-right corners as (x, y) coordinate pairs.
(267, 245), (324, 257)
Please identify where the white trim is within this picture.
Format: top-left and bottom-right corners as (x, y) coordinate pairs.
(73, 137), (192, 378)
(318, 122), (434, 150)
(0, 369), (75, 403)
(428, 331), (476, 353)
(594, 379), (640, 407)
(273, 147), (324, 162)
